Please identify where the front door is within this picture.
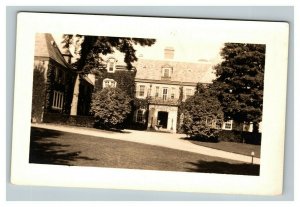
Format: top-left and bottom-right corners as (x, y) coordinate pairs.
(157, 111), (168, 129)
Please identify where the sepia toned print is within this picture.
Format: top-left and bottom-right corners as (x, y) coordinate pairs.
(11, 13), (289, 195)
(29, 32), (264, 175)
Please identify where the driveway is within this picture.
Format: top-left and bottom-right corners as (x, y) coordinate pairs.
(31, 123), (260, 164)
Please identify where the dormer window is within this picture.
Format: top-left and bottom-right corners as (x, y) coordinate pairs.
(103, 78), (117, 88)
(163, 68), (171, 77)
(107, 58), (116, 73)
(161, 65), (173, 79)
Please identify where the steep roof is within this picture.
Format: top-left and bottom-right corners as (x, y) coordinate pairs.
(34, 33), (71, 69)
(134, 59), (216, 84)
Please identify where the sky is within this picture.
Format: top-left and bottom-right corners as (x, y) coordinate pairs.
(53, 34), (224, 65)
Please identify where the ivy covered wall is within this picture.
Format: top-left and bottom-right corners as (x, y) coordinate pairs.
(31, 58), (77, 123)
(93, 69), (136, 98)
(44, 60), (76, 114)
(93, 68), (142, 128)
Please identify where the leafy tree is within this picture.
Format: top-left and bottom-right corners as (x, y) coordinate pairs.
(62, 34), (156, 115)
(182, 84), (223, 138)
(213, 43), (266, 132)
(90, 87), (131, 129)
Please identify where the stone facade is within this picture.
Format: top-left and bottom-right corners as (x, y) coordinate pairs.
(131, 48), (215, 133)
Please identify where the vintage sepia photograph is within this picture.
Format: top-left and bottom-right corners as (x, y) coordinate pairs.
(10, 13), (289, 194)
(30, 33), (263, 175)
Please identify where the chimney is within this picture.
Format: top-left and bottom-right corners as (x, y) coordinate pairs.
(164, 47), (174, 59)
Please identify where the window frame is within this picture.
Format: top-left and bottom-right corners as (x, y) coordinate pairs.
(162, 87), (168, 100)
(136, 109), (144, 123)
(223, 120), (233, 130)
(185, 88), (193, 100)
(170, 87), (176, 99)
(155, 86), (160, 97)
(107, 58), (116, 73)
(161, 66), (172, 78)
(139, 85), (145, 97)
(102, 78), (117, 88)
(52, 90), (64, 110)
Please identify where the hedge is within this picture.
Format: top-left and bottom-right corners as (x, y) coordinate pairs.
(43, 113), (95, 128)
(216, 130), (261, 145)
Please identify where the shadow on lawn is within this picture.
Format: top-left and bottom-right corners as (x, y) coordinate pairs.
(186, 160), (260, 176)
(180, 136), (218, 143)
(29, 127), (97, 166)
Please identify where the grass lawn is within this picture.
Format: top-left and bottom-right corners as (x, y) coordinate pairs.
(187, 139), (261, 158)
(29, 127), (259, 176)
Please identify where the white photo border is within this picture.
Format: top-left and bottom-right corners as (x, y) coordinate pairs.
(10, 12), (289, 195)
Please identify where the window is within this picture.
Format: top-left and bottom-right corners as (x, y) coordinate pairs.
(107, 58), (116, 73)
(161, 66), (172, 78)
(139, 85), (145, 97)
(223, 120), (233, 130)
(155, 86), (159, 97)
(162, 88), (168, 100)
(163, 68), (170, 77)
(185, 88), (193, 99)
(171, 87), (175, 99)
(54, 68), (59, 82)
(206, 117), (213, 127)
(136, 110), (144, 123)
(103, 78), (116, 88)
(52, 91), (64, 110)
(54, 68), (65, 84)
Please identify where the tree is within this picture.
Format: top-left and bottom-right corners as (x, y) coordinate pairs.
(182, 84), (223, 138)
(62, 35), (156, 115)
(90, 87), (131, 129)
(212, 43), (266, 132)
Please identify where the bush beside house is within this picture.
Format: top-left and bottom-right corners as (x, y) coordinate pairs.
(182, 84), (223, 139)
(90, 87), (132, 129)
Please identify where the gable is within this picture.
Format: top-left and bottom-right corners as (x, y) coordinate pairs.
(34, 33), (71, 70)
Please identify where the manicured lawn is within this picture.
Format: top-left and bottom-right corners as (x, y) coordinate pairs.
(187, 140), (261, 158)
(29, 127), (259, 175)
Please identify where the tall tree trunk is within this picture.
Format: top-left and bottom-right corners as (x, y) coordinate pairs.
(70, 74), (80, 116)
(253, 122), (259, 133)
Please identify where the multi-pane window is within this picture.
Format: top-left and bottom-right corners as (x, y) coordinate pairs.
(185, 88), (193, 99)
(103, 78), (116, 88)
(162, 67), (172, 78)
(155, 86), (159, 97)
(107, 58), (115, 73)
(108, 62), (114, 72)
(224, 120), (233, 130)
(163, 68), (170, 77)
(171, 87), (175, 99)
(139, 85), (145, 97)
(162, 88), (168, 100)
(136, 110), (144, 123)
(52, 91), (64, 110)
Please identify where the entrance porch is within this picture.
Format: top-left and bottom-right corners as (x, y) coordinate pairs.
(147, 104), (178, 133)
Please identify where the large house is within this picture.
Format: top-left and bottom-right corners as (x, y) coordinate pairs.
(32, 34), (261, 133)
(132, 47), (215, 133)
(32, 33), (93, 123)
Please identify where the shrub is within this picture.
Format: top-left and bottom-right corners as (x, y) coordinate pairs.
(182, 84), (223, 139)
(216, 130), (261, 145)
(90, 87), (131, 129)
